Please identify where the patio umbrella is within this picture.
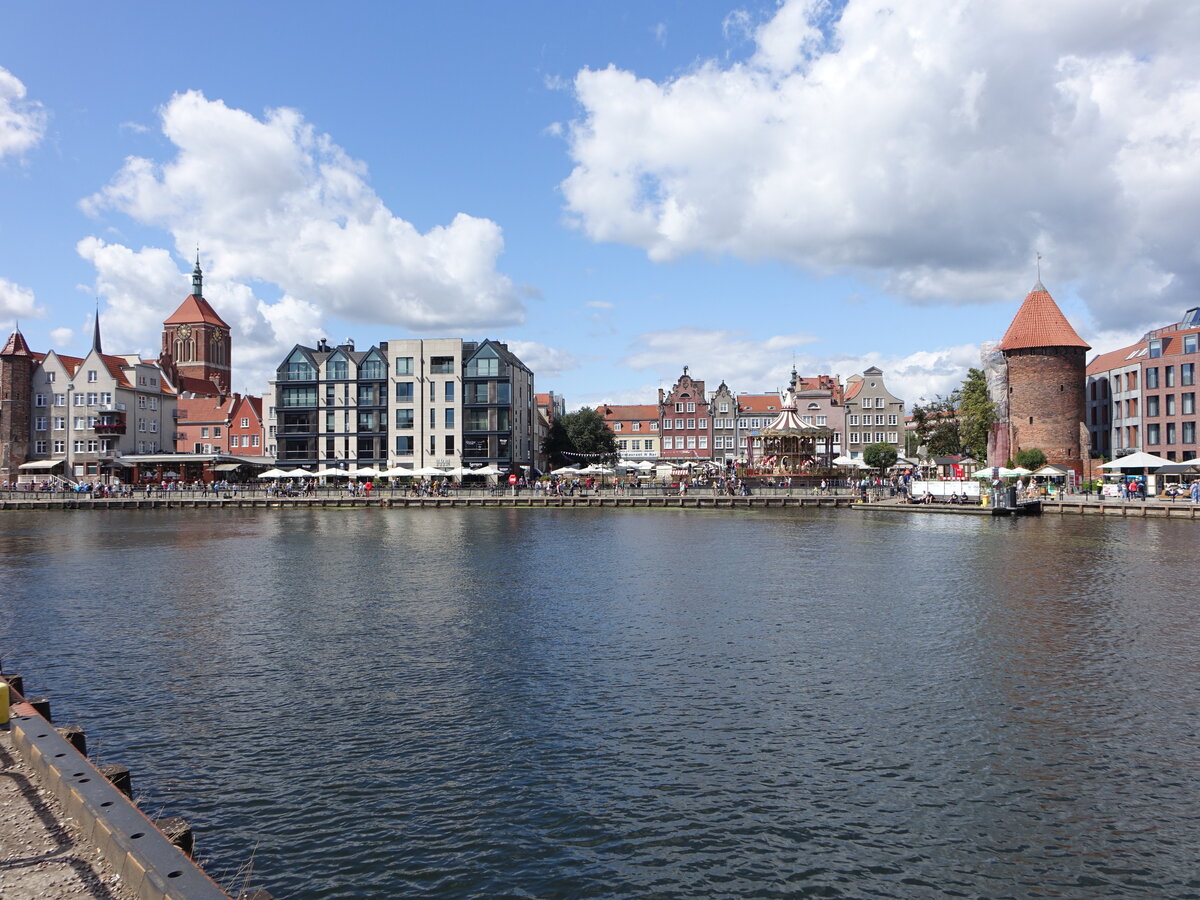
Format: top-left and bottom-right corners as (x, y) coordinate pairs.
(283, 468), (312, 477)
(552, 465), (582, 475)
(258, 468), (288, 478)
(314, 467), (348, 477)
(470, 465), (504, 476)
(382, 466), (415, 477)
(1099, 452), (1172, 469)
(410, 466), (445, 477)
(1009, 467), (1033, 476)
(351, 466), (381, 477)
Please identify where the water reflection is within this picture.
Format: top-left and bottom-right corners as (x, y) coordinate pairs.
(2, 509), (1198, 898)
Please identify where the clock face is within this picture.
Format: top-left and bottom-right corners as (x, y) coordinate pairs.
(177, 324), (192, 338)
(213, 329), (225, 341)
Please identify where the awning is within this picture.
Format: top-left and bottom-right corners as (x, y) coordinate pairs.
(18, 459), (63, 470)
(212, 463), (243, 472)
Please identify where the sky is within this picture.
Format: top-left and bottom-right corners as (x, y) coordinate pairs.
(2, 0), (1199, 411)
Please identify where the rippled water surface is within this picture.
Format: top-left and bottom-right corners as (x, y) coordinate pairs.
(3, 508), (1199, 898)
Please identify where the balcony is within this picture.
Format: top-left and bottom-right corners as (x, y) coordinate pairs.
(94, 422), (126, 435)
(97, 403), (126, 413)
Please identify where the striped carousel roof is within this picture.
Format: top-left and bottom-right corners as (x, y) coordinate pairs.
(761, 370), (832, 436)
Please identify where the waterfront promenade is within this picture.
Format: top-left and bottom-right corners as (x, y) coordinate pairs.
(3, 486), (1199, 517)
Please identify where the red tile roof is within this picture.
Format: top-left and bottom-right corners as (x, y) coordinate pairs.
(1086, 343), (1140, 376)
(164, 295), (230, 328)
(998, 281), (1090, 351)
(737, 394), (782, 414)
(598, 404), (659, 421)
(1, 330), (32, 356)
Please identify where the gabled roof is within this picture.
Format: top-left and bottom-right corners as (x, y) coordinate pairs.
(998, 281), (1090, 351)
(737, 394), (782, 414)
(599, 404), (659, 421)
(843, 380), (864, 401)
(1086, 343), (1141, 376)
(164, 294), (230, 328)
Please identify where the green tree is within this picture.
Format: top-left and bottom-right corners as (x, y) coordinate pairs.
(863, 442), (898, 476)
(1014, 447), (1047, 470)
(957, 367), (995, 459)
(910, 393), (961, 457)
(542, 407), (618, 469)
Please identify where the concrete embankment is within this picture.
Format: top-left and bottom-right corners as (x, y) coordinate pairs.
(1, 675), (269, 900)
(0, 494), (854, 510)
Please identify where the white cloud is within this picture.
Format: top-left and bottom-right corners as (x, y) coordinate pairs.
(0, 67), (46, 160)
(562, 0), (1200, 331)
(82, 90), (522, 335)
(621, 328), (818, 390)
(504, 340), (580, 379)
(574, 383), (663, 410)
(76, 237), (322, 393)
(584, 300), (614, 309)
(0, 276), (43, 321)
(614, 328), (978, 410)
(50, 327), (73, 347)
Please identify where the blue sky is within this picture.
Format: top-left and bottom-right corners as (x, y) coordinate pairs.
(3, 1), (1198, 409)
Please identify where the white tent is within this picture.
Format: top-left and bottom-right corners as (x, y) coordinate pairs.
(1099, 452), (1172, 469)
(973, 467), (1022, 478)
(1009, 467), (1033, 476)
(1033, 465), (1071, 477)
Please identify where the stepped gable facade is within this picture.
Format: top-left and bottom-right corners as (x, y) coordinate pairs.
(159, 257), (231, 396)
(994, 280), (1090, 473)
(658, 367), (710, 459)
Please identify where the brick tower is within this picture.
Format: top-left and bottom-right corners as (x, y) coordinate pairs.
(159, 255), (232, 395)
(1, 328), (35, 483)
(995, 280), (1090, 473)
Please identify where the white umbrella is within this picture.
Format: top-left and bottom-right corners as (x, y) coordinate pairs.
(1009, 467), (1033, 476)
(283, 468), (312, 477)
(382, 466), (415, 477)
(1099, 452), (1172, 469)
(634, 460), (656, 471)
(314, 467), (348, 477)
(410, 466), (445, 477)
(552, 465), (582, 475)
(258, 468), (288, 478)
(470, 464), (503, 476)
(351, 466), (381, 477)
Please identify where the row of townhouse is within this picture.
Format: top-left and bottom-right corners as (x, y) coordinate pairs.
(1086, 306), (1200, 462)
(263, 337), (537, 473)
(1, 323), (179, 483)
(597, 366), (906, 464)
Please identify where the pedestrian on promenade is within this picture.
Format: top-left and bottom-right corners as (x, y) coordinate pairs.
(1191, 480), (1200, 504)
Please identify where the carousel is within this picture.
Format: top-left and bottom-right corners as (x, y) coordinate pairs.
(748, 369), (836, 475)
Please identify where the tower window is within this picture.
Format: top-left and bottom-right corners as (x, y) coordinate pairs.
(1029, 417), (1034, 424)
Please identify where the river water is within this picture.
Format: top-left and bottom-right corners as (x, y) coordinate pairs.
(2, 508), (1198, 898)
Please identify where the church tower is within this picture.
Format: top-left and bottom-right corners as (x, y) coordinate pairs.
(160, 254), (232, 395)
(1, 327), (35, 483)
(994, 280), (1090, 473)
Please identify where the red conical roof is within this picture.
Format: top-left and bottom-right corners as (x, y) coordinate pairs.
(1, 329), (33, 356)
(164, 294), (230, 328)
(998, 280), (1090, 351)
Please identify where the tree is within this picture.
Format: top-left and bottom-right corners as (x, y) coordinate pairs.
(863, 442), (898, 475)
(1014, 447), (1047, 470)
(910, 393), (961, 457)
(957, 367), (995, 459)
(542, 407), (618, 469)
